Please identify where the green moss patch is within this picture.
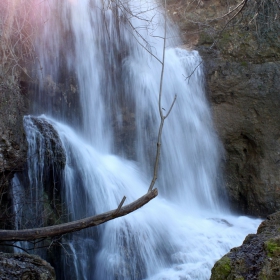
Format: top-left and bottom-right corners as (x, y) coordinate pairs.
(211, 256), (231, 280)
(265, 238), (280, 257)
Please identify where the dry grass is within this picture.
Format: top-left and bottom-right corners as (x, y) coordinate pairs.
(0, 0), (38, 84)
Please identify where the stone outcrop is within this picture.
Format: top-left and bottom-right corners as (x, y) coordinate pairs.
(0, 253), (55, 280)
(210, 211), (280, 280)
(169, 0), (280, 216)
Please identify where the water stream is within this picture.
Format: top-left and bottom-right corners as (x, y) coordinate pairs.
(12, 0), (261, 279)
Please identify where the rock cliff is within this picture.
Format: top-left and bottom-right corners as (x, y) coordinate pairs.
(169, 0), (280, 216)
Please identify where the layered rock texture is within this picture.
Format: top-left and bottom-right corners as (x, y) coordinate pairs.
(169, 0), (280, 216)
(0, 253), (55, 280)
(211, 211), (280, 280)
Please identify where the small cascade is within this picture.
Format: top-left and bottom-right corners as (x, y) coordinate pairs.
(11, 0), (261, 279)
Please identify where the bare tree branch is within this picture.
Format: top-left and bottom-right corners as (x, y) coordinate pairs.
(164, 95), (177, 119)
(148, 0), (176, 192)
(183, 61), (202, 82)
(0, 188), (158, 241)
(0, 243), (30, 254)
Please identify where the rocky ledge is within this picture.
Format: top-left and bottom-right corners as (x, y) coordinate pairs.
(0, 253), (55, 280)
(211, 211), (280, 280)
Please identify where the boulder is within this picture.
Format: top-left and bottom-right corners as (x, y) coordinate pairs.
(0, 253), (55, 280)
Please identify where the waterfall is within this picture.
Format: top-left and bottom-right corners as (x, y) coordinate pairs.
(34, 0), (222, 211)
(12, 0), (261, 279)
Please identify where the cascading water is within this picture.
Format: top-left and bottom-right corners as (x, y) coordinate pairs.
(11, 0), (261, 279)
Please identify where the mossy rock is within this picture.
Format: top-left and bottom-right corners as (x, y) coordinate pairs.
(211, 213), (280, 280)
(210, 256), (231, 280)
(265, 237), (280, 257)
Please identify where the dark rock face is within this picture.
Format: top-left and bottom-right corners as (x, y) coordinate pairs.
(28, 116), (66, 169)
(14, 116), (67, 229)
(199, 1), (280, 217)
(168, 0), (280, 216)
(0, 81), (28, 229)
(0, 253), (55, 280)
(210, 211), (280, 280)
(0, 82), (27, 173)
(207, 58), (280, 216)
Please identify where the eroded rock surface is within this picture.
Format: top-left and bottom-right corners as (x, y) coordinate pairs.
(0, 253), (55, 280)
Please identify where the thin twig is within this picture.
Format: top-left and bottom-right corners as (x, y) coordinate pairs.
(113, 196), (126, 215)
(164, 95), (177, 119)
(0, 243), (30, 254)
(148, 0), (176, 192)
(211, 0), (248, 49)
(183, 61), (202, 83)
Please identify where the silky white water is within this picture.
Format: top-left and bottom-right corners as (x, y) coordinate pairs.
(13, 0), (261, 279)
(18, 115), (261, 280)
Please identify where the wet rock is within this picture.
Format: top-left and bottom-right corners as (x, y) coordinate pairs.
(14, 116), (66, 228)
(210, 211), (280, 280)
(28, 116), (66, 168)
(0, 253), (55, 280)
